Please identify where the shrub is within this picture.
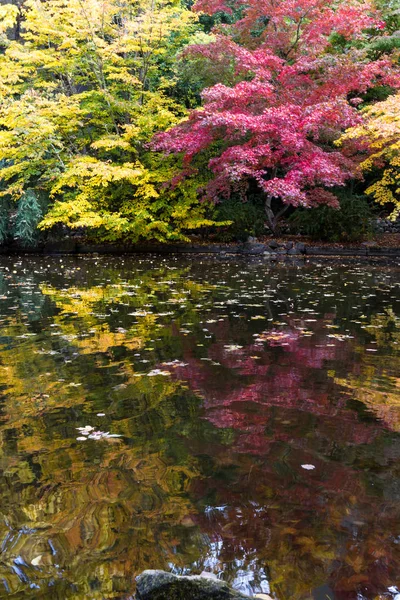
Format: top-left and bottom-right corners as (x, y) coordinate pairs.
(212, 197), (266, 242)
(289, 193), (375, 242)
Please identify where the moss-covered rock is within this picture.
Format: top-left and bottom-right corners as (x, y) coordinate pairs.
(135, 570), (251, 600)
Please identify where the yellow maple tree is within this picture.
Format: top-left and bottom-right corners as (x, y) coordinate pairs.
(342, 93), (400, 219)
(0, 0), (217, 242)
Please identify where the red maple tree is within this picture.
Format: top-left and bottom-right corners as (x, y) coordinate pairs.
(154, 0), (398, 232)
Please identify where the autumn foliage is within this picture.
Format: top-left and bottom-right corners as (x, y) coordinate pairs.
(0, 0), (398, 241)
(341, 92), (400, 220)
(155, 0), (399, 231)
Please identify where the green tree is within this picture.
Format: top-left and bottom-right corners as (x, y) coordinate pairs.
(13, 189), (43, 245)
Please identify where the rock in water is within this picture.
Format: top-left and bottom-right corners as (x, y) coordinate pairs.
(135, 570), (251, 600)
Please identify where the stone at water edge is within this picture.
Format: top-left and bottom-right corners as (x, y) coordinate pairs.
(294, 242), (306, 253)
(135, 570), (252, 599)
(200, 571), (219, 580)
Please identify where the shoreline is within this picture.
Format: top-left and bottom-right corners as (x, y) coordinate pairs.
(0, 240), (399, 258)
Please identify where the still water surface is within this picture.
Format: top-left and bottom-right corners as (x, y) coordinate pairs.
(0, 255), (399, 599)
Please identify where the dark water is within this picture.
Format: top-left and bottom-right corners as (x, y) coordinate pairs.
(0, 255), (399, 600)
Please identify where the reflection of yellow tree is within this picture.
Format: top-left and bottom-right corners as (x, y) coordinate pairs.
(365, 308), (400, 351)
(39, 267), (213, 356)
(0, 372), (204, 598)
(334, 308), (400, 431)
(0, 267), (217, 597)
(0, 327), (76, 410)
(335, 373), (400, 431)
(0, 265), (213, 420)
(0, 451), (201, 598)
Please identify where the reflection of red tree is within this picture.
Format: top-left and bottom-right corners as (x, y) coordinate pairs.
(167, 322), (379, 448)
(162, 320), (400, 599)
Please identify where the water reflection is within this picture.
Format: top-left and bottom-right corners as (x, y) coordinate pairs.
(0, 256), (398, 599)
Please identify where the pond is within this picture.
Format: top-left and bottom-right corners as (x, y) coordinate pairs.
(0, 255), (399, 600)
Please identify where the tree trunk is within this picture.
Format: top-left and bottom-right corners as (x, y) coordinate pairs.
(265, 196), (276, 234)
(265, 196), (289, 236)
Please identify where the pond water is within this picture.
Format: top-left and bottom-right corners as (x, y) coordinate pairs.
(0, 255), (399, 600)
